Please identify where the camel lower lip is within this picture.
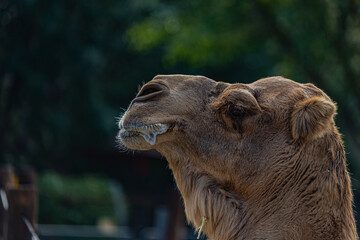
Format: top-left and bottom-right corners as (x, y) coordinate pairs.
(119, 129), (139, 137)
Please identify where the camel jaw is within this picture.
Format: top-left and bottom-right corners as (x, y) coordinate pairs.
(118, 122), (169, 146)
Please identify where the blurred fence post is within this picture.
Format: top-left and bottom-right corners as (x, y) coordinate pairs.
(165, 191), (185, 240)
(18, 167), (38, 186)
(0, 165), (15, 240)
(6, 185), (38, 240)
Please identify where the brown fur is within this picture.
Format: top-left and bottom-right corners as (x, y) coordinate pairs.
(118, 75), (357, 240)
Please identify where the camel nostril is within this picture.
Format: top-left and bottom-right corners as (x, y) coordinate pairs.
(135, 83), (164, 101)
(137, 86), (161, 97)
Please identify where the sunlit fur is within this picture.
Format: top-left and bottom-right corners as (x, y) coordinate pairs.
(118, 75), (357, 240)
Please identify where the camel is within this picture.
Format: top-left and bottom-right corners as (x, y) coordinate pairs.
(117, 75), (358, 240)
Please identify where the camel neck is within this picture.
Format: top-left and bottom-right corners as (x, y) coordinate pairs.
(160, 149), (252, 240)
(158, 142), (358, 240)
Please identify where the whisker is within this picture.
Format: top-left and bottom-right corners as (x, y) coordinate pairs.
(138, 81), (146, 92)
(115, 111), (126, 128)
(115, 135), (129, 153)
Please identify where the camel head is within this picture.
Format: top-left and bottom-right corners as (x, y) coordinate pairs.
(118, 74), (336, 177)
(117, 74), (356, 240)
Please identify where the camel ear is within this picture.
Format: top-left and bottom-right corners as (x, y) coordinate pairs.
(291, 96), (336, 140)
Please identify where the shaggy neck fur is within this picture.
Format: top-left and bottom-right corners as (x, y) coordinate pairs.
(163, 148), (247, 240)
(159, 131), (357, 240)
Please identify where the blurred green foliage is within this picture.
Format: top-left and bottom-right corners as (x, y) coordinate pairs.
(39, 172), (115, 224)
(0, 0), (359, 191)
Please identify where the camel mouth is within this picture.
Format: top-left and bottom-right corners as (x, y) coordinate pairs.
(120, 123), (168, 133)
(118, 123), (169, 146)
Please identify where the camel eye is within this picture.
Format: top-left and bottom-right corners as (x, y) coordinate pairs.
(229, 108), (245, 119)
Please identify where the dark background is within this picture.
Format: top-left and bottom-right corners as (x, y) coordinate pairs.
(1, 0), (360, 237)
